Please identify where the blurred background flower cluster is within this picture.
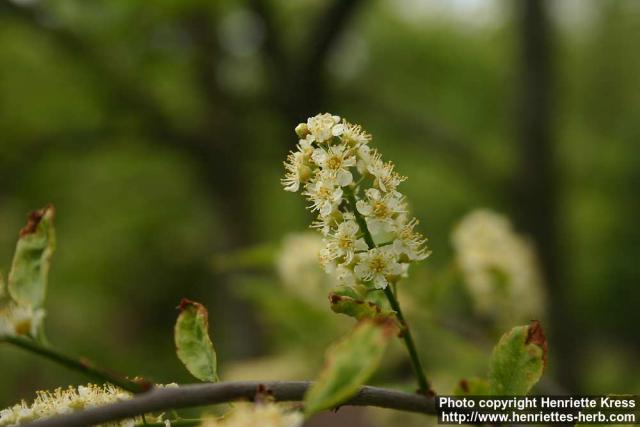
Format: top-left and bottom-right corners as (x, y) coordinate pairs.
(0, 0), (638, 426)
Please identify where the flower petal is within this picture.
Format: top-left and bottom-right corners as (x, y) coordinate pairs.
(337, 169), (353, 187)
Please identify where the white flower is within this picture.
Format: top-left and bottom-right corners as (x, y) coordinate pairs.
(296, 138), (315, 160)
(356, 144), (373, 175)
(334, 121), (371, 146)
(303, 173), (343, 217)
(355, 188), (406, 234)
(393, 217), (430, 261)
(281, 139), (316, 192)
(367, 153), (406, 193)
(276, 232), (337, 303)
(318, 247), (337, 274)
(335, 263), (357, 286)
(324, 219), (368, 264)
(311, 144), (356, 186)
(0, 383), (172, 427)
(200, 403), (303, 427)
(305, 113), (341, 143)
(354, 247), (404, 289)
(452, 209), (545, 323)
(281, 152), (308, 192)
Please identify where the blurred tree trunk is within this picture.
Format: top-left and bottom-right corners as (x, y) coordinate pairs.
(255, 0), (365, 125)
(512, 0), (577, 391)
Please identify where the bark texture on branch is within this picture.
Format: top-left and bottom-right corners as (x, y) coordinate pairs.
(24, 381), (437, 427)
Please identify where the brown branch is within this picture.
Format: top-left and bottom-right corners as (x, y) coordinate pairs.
(23, 381), (437, 427)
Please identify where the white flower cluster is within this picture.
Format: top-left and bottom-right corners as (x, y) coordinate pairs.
(276, 232), (338, 304)
(0, 384), (171, 426)
(452, 209), (545, 323)
(200, 403), (303, 427)
(282, 113), (430, 290)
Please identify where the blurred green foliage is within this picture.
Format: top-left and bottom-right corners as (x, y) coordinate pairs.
(0, 0), (638, 419)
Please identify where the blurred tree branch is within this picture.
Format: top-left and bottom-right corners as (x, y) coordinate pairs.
(1, 0), (371, 236)
(348, 89), (502, 190)
(0, 1), (253, 244)
(0, 1), (264, 357)
(251, 0), (366, 121)
(289, 0), (366, 119)
(0, 0), (366, 229)
(248, 0), (287, 76)
(0, 1), (186, 144)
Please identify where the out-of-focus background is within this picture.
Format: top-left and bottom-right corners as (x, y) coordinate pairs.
(0, 0), (638, 425)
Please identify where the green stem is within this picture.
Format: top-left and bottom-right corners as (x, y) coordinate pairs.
(346, 190), (433, 394)
(3, 335), (150, 394)
(383, 286), (431, 394)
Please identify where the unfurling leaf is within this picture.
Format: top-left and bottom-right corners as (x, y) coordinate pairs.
(454, 377), (490, 396)
(489, 320), (547, 395)
(329, 292), (398, 326)
(304, 318), (397, 417)
(175, 299), (218, 382)
(8, 206), (56, 309)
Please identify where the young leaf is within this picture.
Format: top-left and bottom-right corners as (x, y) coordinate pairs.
(489, 320), (547, 395)
(304, 318), (397, 417)
(8, 206), (56, 309)
(454, 377), (491, 396)
(329, 292), (398, 325)
(175, 298), (218, 382)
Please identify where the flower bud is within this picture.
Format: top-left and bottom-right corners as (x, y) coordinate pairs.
(294, 123), (309, 139)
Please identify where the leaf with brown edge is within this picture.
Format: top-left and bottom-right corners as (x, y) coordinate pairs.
(526, 320), (548, 367)
(304, 318), (397, 417)
(454, 377), (490, 396)
(8, 205), (56, 309)
(175, 298), (218, 382)
(489, 321), (547, 395)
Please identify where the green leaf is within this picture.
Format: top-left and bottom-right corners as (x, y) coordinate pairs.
(175, 298), (218, 382)
(8, 206), (56, 309)
(489, 320), (547, 395)
(454, 377), (490, 396)
(304, 318), (397, 417)
(329, 291), (398, 325)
